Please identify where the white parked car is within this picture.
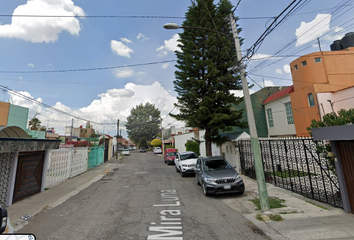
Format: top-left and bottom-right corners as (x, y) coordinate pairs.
(153, 147), (162, 154)
(174, 151), (199, 177)
(122, 149), (130, 156)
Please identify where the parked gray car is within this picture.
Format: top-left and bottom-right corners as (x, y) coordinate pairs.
(195, 156), (245, 196)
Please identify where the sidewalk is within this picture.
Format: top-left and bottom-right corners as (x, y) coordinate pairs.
(7, 156), (122, 232)
(222, 176), (354, 240)
(7, 156), (354, 239)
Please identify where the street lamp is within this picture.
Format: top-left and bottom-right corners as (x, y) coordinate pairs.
(164, 18), (270, 212)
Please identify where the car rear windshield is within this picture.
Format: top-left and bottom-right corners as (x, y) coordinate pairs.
(180, 153), (198, 160)
(203, 160), (232, 171)
(166, 152), (177, 156)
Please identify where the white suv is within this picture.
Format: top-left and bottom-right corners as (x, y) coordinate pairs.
(174, 151), (199, 177)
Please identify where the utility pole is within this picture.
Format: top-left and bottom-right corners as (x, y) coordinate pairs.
(229, 13), (270, 212)
(70, 118), (74, 146)
(116, 119), (119, 159)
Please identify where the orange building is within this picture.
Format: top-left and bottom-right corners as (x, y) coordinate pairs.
(289, 44), (354, 136)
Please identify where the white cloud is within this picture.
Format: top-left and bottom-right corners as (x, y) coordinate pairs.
(0, 0), (85, 43)
(48, 63), (53, 66)
(250, 54), (278, 61)
(137, 33), (149, 42)
(157, 34), (181, 56)
(264, 80), (275, 87)
(326, 26), (345, 42)
(110, 40), (134, 58)
(162, 63), (169, 69)
(120, 37), (132, 43)
(276, 69), (282, 74)
(283, 64), (291, 74)
(9, 82), (181, 137)
(230, 89), (256, 97)
(19, 76), (23, 80)
(115, 68), (134, 78)
(28, 63), (35, 68)
(295, 14), (331, 46)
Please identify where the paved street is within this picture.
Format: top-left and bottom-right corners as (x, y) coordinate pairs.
(18, 151), (267, 240)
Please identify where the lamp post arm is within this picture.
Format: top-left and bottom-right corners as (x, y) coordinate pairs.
(163, 23), (233, 41)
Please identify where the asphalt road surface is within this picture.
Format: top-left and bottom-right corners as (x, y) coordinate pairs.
(19, 151), (268, 240)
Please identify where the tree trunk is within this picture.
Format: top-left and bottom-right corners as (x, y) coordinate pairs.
(205, 126), (212, 156)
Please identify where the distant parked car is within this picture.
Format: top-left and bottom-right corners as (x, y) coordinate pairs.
(164, 149), (177, 165)
(153, 147), (162, 154)
(122, 149), (130, 156)
(174, 151), (198, 177)
(195, 156), (244, 196)
(140, 148), (146, 152)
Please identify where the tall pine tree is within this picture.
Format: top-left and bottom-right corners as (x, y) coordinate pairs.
(171, 0), (245, 156)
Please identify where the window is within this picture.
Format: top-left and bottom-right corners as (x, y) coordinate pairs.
(294, 65), (298, 70)
(284, 102), (294, 125)
(308, 93), (315, 107)
(301, 61), (307, 66)
(266, 108), (274, 127)
(314, 57), (322, 63)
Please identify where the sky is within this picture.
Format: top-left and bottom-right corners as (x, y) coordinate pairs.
(0, 0), (353, 138)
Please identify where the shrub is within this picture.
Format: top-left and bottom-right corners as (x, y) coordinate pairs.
(185, 141), (200, 156)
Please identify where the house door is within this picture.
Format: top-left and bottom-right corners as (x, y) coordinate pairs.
(104, 139), (109, 162)
(13, 151), (45, 203)
(337, 141), (354, 214)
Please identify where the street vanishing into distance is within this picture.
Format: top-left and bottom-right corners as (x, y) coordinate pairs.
(18, 151), (267, 240)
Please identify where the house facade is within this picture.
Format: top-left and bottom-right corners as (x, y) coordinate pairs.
(229, 86), (289, 138)
(0, 101), (28, 130)
(263, 86), (296, 137)
(289, 42), (354, 136)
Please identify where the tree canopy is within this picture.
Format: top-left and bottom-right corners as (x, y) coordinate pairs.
(171, 0), (245, 156)
(125, 102), (161, 148)
(28, 117), (41, 130)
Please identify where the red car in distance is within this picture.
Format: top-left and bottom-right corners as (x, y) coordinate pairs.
(164, 148), (177, 165)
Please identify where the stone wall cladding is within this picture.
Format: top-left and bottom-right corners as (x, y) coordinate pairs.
(0, 152), (13, 204)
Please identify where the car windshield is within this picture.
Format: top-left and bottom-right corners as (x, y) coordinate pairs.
(166, 152), (177, 156)
(155, 148), (161, 150)
(180, 153), (198, 161)
(203, 160), (232, 171)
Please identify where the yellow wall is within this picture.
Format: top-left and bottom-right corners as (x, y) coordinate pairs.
(290, 48), (354, 136)
(0, 102), (10, 126)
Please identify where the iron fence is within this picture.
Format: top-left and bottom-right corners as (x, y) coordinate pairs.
(238, 138), (342, 208)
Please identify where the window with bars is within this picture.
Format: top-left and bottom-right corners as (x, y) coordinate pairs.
(284, 102), (294, 125)
(266, 108), (274, 127)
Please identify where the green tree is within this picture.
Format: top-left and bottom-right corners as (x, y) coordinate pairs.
(28, 117), (41, 130)
(125, 102), (161, 147)
(171, 0), (244, 156)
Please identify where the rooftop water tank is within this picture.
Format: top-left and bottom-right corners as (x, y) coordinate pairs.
(342, 32), (354, 49)
(330, 40), (343, 51)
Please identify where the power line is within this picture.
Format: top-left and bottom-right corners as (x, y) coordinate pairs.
(0, 60), (176, 74)
(0, 84), (114, 125)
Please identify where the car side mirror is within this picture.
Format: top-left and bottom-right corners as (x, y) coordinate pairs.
(0, 206), (8, 234)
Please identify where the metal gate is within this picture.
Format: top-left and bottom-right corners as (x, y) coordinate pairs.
(13, 151), (45, 203)
(337, 141), (354, 213)
(238, 138), (342, 208)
